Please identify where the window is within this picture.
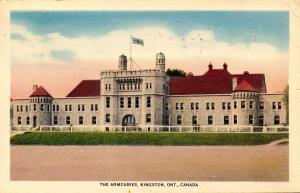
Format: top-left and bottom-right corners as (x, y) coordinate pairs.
(26, 105), (28, 112)
(78, 104), (81, 111)
(180, 103), (184, 110)
(234, 101), (237, 109)
(34, 104), (37, 111)
(249, 101), (253, 109)
(106, 97), (110, 108)
(47, 105), (50, 111)
(206, 103), (210, 110)
(249, 115), (254, 124)
(241, 101), (245, 109)
(191, 103), (194, 110)
(120, 97), (124, 108)
(146, 114), (151, 123)
(17, 106), (19, 112)
(165, 103), (169, 110)
(222, 102), (226, 110)
(259, 115), (264, 126)
(175, 103), (179, 110)
(192, 116), (197, 125)
(53, 104), (59, 112)
(105, 114), (110, 123)
(20, 106), (23, 112)
(40, 104), (44, 111)
(208, 116), (213, 125)
(149, 83), (152, 89)
(82, 104), (85, 111)
(196, 103), (199, 110)
(146, 83), (149, 89)
(272, 102), (276, 109)
(79, 116), (83, 125)
(259, 102), (264, 109)
(274, 115), (280, 125)
(128, 97), (131, 108)
(135, 97), (139, 108)
(211, 103), (215, 110)
(227, 102), (231, 110)
(91, 104), (94, 111)
(233, 115), (238, 124)
(92, 116), (97, 124)
(177, 115), (182, 125)
(53, 116), (58, 125)
(95, 104), (98, 111)
(147, 96), (151, 108)
(278, 102), (282, 110)
(26, 117), (30, 125)
(224, 116), (229, 125)
(17, 117), (21, 125)
(165, 115), (170, 125)
(66, 116), (71, 125)
(65, 105), (68, 111)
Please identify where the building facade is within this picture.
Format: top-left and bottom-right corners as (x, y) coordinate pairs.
(11, 53), (288, 132)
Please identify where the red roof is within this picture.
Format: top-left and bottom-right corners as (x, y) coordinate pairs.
(169, 69), (266, 95)
(30, 86), (52, 97)
(203, 68), (231, 76)
(66, 80), (100, 97)
(234, 80), (257, 92)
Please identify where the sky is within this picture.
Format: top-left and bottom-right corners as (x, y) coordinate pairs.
(11, 11), (289, 98)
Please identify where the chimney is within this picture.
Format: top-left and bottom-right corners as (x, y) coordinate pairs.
(208, 62), (213, 70)
(232, 77), (237, 91)
(223, 62), (228, 70)
(33, 85), (38, 92)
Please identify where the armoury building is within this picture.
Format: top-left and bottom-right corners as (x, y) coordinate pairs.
(11, 53), (287, 132)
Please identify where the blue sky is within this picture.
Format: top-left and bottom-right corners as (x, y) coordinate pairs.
(11, 11), (289, 51)
(11, 11), (289, 98)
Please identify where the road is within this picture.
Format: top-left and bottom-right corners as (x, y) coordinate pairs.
(11, 144), (288, 181)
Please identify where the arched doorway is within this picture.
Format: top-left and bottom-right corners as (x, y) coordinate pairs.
(122, 114), (136, 126)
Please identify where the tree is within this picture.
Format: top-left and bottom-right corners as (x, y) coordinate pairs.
(283, 85), (289, 125)
(166, 68), (186, 77)
(283, 85), (289, 106)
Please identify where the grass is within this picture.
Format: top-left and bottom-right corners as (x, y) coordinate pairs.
(10, 132), (288, 146)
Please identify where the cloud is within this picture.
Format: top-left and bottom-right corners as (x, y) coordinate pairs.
(11, 23), (287, 65)
(11, 23), (288, 97)
(49, 49), (75, 61)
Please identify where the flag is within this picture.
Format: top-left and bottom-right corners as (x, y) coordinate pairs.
(131, 36), (144, 46)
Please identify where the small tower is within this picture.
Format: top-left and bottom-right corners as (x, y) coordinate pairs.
(29, 86), (53, 127)
(118, 54), (127, 71)
(156, 52), (165, 71)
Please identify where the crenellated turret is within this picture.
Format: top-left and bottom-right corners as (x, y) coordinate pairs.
(156, 52), (165, 71)
(118, 54), (127, 71)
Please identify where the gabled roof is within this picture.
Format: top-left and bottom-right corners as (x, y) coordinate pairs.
(169, 68), (266, 95)
(30, 86), (52, 97)
(234, 80), (257, 92)
(66, 80), (100, 97)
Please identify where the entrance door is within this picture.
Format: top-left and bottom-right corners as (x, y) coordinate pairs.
(33, 116), (37, 127)
(122, 114), (136, 126)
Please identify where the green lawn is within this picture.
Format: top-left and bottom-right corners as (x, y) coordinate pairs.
(10, 132), (288, 146)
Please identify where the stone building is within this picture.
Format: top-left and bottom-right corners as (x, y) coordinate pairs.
(11, 53), (287, 132)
